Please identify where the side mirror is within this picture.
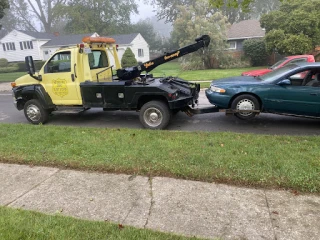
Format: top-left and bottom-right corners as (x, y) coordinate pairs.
(278, 79), (291, 85)
(25, 56), (36, 75)
(25, 56), (40, 81)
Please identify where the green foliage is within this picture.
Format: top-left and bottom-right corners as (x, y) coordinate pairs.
(63, 0), (138, 35)
(121, 48), (138, 68)
(0, 58), (8, 67)
(0, 66), (18, 73)
(171, 0), (229, 69)
(261, 0), (320, 55)
(34, 61), (46, 71)
(209, 0), (286, 12)
(129, 19), (163, 51)
(0, 0), (9, 29)
(243, 39), (268, 66)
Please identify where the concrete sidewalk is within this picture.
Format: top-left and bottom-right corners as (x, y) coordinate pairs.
(0, 163), (319, 240)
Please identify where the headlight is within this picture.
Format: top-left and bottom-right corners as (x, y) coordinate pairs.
(210, 86), (226, 93)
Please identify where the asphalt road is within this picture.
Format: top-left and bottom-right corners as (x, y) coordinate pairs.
(1, 91), (320, 135)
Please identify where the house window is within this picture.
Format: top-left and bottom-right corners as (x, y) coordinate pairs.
(138, 49), (144, 57)
(4, 42), (16, 51)
(20, 41), (34, 50)
(228, 41), (237, 50)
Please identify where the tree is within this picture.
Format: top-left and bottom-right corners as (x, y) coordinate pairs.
(129, 19), (163, 50)
(63, 0), (138, 35)
(243, 39), (268, 66)
(171, 0), (229, 69)
(148, 0), (248, 24)
(6, 0), (68, 32)
(208, 0), (286, 12)
(121, 48), (138, 67)
(261, 0), (320, 55)
(0, 0), (9, 29)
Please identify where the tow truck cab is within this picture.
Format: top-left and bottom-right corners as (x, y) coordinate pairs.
(12, 36), (209, 129)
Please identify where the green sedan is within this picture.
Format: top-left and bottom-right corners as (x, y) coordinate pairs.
(205, 62), (320, 120)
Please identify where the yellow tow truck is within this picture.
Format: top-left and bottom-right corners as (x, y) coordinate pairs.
(11, 35), (210, 129)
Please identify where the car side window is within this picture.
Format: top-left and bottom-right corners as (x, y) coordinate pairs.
(88, 50), (108, 69)
(288, 58), (307, 64)
(44, 51), (71, 74)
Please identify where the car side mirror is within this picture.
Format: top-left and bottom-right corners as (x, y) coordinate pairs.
(278, 79), (291, 85)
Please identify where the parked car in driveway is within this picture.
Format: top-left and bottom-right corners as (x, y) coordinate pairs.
(205, 62), (320, 120)
(241, 55), (315, 77)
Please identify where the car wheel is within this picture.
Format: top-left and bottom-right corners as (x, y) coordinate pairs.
(24, 99), (49, 124)
(231, 94), (260, 120)
(139, 101), (171, 130)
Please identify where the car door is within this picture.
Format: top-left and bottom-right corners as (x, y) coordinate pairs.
(39, 50), (81, 105)
(266, 78), (320, 117)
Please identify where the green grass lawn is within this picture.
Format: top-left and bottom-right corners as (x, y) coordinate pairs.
(0, 63), (262, 85)
(0, 207), (203, 240)
(150, 62), (264, 81)
(0, 72), (25, 82)
(0, 124), (319, 194)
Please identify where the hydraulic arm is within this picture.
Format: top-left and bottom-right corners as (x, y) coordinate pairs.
(116, 35), (211, 80)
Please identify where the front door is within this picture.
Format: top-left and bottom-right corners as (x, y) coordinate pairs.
(40, 50), (81, 105)
(267, 84), (320, 116)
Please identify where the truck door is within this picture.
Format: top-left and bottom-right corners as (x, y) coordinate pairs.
(40, 50), (82, 105)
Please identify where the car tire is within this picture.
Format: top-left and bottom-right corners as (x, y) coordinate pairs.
(24, 99), (49, 124)
(231, 94), (260, 120)
(139, 101), (171, 130)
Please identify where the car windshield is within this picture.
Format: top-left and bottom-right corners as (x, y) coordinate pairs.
(259, 64), (299, 82)
(270, 58), (288, 70)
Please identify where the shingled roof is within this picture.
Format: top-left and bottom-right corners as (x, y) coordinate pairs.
(41, 33), (97, 47)
(108, 33), (139, 45)
(41, 33), (139, 47)
(18, 30), (55, 40)
(227, 19), (265, 40)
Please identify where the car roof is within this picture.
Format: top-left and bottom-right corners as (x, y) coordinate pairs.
(286, 55), (313, 59)
(293, 62), (320, 67)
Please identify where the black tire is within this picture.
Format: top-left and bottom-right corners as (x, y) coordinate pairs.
(231, 94), (260, 120)
(139, 101), (171, 130)
(24, 99), (49, 124)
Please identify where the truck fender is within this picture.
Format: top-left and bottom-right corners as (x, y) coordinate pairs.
(131, 93), (169, 109)
(13, 84), (55, 110)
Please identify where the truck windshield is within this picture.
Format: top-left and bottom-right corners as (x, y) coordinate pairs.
(88, 50), (108, 69)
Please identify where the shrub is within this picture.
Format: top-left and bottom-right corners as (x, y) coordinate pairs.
(0, 66), (19, 73)
(243, 39), (268, 66)
(16, 62), (26, 71)
(0, 58), (8, 67)
(34, 61), (46, 70)
(121, 48), (138, 68)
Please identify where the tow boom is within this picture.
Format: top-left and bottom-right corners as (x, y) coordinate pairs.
(116, 35), (210, 80)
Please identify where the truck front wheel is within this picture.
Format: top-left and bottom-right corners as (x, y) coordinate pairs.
(24, 99), (49, 124)
(139, 101), (171, 130)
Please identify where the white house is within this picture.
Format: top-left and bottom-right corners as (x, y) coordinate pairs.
(0, 30), (150, 65)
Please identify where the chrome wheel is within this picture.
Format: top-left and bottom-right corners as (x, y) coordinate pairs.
(26, 104), (41, 122)
(143, 107), (163, 127)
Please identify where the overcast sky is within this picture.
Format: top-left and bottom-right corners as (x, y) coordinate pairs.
(131, 0), (157, 23)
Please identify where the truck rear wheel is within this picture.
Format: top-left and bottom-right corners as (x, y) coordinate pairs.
(140, 101), (171, 130)
(24, 99), (49, 124)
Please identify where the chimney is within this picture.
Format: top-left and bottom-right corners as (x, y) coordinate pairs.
(53, 32), (60, 37)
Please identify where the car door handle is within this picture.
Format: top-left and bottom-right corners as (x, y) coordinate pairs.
(310, 93), (318, 96)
